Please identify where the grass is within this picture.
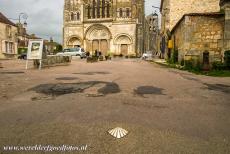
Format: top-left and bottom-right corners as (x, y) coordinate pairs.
(202, 70), (230, 77)
(153, 61), (230, 77)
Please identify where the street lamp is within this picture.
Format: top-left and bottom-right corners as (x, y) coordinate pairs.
(19, 13), (28, 27)
(8, 12), (28, 27)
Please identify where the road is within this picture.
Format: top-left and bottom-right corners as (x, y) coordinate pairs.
(0, 59), (230, 154)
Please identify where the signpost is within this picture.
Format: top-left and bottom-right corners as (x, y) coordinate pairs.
(26, 39), (44, 70)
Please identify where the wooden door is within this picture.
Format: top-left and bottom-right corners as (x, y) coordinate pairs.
(92, 40), (99, 52)
(100, 39), (108, 55)
(121, 44), (128, 55)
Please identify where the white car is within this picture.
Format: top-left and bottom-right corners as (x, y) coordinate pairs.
(56, 48), (86, 58)
(142, 51), (153, 60)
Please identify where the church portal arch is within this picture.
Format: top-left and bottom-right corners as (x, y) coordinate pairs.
(67, 36), (83, 48)
(114, 34), (133, 55)
(85, 24), (112, 55)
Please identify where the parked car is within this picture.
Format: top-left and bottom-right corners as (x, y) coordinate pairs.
(56, 48), (86, 58)
(142, 51), (153, 60)
(18, 53), (27, 60)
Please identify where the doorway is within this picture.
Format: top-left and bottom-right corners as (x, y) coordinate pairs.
(100, 39), (108, 55)
(121, 44), (128, 55)
(92, 40), (99, 52)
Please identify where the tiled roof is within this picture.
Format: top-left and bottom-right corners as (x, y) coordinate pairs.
(0, 12), (16, 26)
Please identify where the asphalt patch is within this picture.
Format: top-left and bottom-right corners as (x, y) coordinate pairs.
(29, 81), (120, 96)
(73, 72), (110, 75)
(56, 77), (79, 80)
(98, 82), (121, 95)
(134, 86), (165, 96)
(203, 83), (230, 94)
(0, 71), (24, 74)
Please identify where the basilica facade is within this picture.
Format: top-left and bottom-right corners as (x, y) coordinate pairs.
(63, 0), (144, 56)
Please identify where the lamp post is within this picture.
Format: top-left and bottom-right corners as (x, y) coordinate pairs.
(18, 13), (28, 27)
(9, 13), (28, 49)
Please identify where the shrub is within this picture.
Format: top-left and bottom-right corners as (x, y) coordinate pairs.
(87, 56), (98, 63)
(18, 47), (28, 54)
(99, 55), (104, 61)
(184, 60), (194, 70)
(212, 61), (226, 70)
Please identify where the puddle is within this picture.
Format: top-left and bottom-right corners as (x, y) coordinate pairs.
(134, 86), (165, 96)
(0, 71), (24, 74)
(73, 72), (110, 75)
(56, 77), (79, 80)
(203, 83), (230, 94)
(29, 81), (120, 96)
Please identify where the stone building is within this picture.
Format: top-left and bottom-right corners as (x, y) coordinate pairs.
(0, 12), (18, 59)
(160, 0), (220, 58)
(171, 13), (224, 64)
(63, 0), (145, 56)
(145, 13), (159, 54)
(170, 0), (230, 67)
(160, 0), (220, 32)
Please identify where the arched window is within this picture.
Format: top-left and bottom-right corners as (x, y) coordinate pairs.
(76, 12), (80, 20)
(71, 12), (75, 20)
(106, 1), (110, 17)
(126, 8), (130, 17)
(119, 8), (123, 17)
(92, 0), (96, 18)
(102, 0), (106, 18)
(97, 0), (100, 18)
(87, 5), (91, 19)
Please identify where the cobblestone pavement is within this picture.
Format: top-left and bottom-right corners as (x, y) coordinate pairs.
(0, 59), (230, 154)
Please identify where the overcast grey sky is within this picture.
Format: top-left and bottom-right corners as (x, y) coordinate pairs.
(0, 0), (161, 43)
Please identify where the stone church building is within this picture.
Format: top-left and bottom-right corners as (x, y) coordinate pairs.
(63, 0), (144, 56)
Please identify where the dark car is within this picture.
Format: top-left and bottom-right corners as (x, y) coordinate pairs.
(18, 53), (27, 60)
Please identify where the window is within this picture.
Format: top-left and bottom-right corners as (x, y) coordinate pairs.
(76, 12), (80, 20)
(71, 12), (75, 21)
(6, 25), (12, 38)
(5, 42), (14, 54)
(119, 8), (123, 17)
(106, 1), (110, 18)
(70, 12), (80, 21)
(87, 5), (91, 19)
(126, 8), (130, 17)
(92, 0), (96, 18)
(102, 0), (106, 18)
(97, 0), (100, 18)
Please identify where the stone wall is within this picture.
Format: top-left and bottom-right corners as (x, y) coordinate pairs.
(0, 22), (18, 59)
(161, 0), (220, 32)
(172, 14), (225, 64)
